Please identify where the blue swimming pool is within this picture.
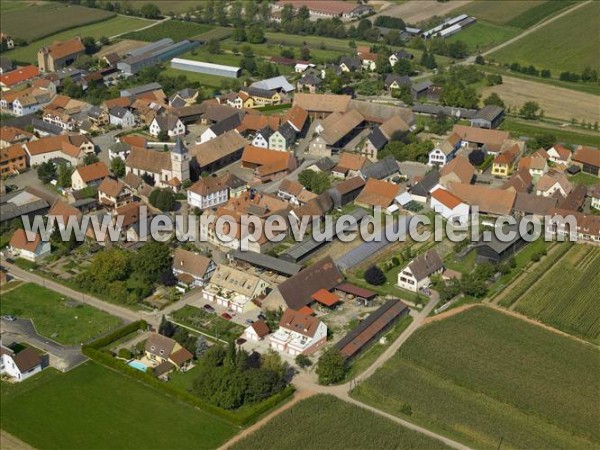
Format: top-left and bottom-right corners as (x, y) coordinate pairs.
(128, 360), (148, 372)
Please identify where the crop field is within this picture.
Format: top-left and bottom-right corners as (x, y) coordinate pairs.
(7, 16), (152, 64)
(372, 0), (471, 25)
(0, 283), (122, 345)
(514, 245), (600, 343)
(447, 21), (520, 53)
(0, 1), (116, 42)
(458, 1), (575, 27)
(0, 362), (236, 450)
(481, 75), (600, 123)
(122, 20), (214, 42)
(231, 394), (449, 450)
(491, 2), (600, 73)
(352, 307), (600, 449)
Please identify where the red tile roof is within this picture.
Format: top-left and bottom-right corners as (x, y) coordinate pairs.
(0, 65), (40, 87)
(75, 162), (109, 183)
(9, 229), (42, 252)
(311, 288), (341, 307)
(431, 188), (464, 209)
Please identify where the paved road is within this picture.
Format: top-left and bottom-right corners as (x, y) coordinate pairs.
(1, 319), (87, 371)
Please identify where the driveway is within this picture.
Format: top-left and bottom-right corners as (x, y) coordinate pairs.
(1, 318), (87, 372)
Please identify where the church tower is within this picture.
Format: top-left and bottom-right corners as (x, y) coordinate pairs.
(171, 136), (190, 183)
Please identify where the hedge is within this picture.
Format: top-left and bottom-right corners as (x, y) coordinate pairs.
(82, 322), (295, 427)
(87, 320), (148, 350)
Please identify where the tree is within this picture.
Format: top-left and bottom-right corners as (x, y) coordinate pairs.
(37, 161), (56, 184)
(364, 265), (386, 285)
(149, 188), (176, 211)
(83, 153), (99, 165)
(247, 25), (265, 44)
(99, 36), (110, 46)
(280, 47), (295, 59)
(232, 27), (247, 42)
(159, 315), (176, 338)
(81, 36), (99, 55)
(474, 55), (485, 65)
(157, 130), (170, 142)
(140, 3), (161, 19)
(110, 156), (126, 178)
(468, 149), (485, 166)
(448, 41), (468, 59)
(295, 354), (312, 368)
(300, 46), (310, 61)
(297, 5), (310, 20)
(132, 240), (172, 282)
(57, 164), (74, 188)
(393, 58), (412, 76)
(519, 101), (540, 120)
(298, 169), (330, 194)
(316, 348), (346, 385)
(483, 92), (505, 108)
(88, 248), (132, 284)
(206, 38), (221, 54)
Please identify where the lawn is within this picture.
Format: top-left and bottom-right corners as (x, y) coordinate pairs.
(0, 283), (122, 345)
(170, 305), (245, 343)
(162, 67), (226, 90)
(514, 245), (600, 344)
(231, 394), (449, 450)
(179, 49), (243, 67)
(6, 16), (153, 64)
(447, 21), (520, 53)
(0, 362), (236, 450)
(491, 2), (600, 73)
(0, 1), (115, 42)
(115, 1), (208, 15)
(569, 172), (600, 187)
(122, 20), (214, 42)
(351, 307), (600, 449)
(499, 118), (600, 148)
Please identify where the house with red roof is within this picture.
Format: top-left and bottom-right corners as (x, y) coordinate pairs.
(0, 65), (40, 90)
(38, 37), (85, 73)
(430, 187), (470, 226)
(269, 308), (327, 356)
(9, 229), (51, 262)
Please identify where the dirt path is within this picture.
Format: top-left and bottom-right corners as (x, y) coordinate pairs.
(0, 430), (35, 450)
(421, 303), (478, 325)
(218, 390), (315, 450)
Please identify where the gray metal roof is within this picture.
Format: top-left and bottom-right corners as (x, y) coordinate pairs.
(412, 103), (477, 119)
(410, 170), (439, 197)
(473, 105), (504, 122)
(230, 250), (302, 276)
(120, 82), (162, 97)
(250, 75), (294, 93)
(171, 136), (187, 155)
(366, 127), (388, 152)
(360, 155), (399, 180)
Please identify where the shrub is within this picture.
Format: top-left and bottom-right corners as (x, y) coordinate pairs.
(295, 354), (312, 368)
(364, 266), (386, 286)
(118, 348), (132, 359)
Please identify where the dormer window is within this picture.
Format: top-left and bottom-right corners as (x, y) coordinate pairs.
(151, 346), (155, 351)
(160, 350), (164, 355)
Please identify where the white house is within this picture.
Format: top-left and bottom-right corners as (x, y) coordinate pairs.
(149, 115), (185, 138)
(389, 50), (413, 67)
(428, 133), (462, 166)
(252, 126), (272, 148)
(9, 229), (51, 263)
(269, 309), (327, 356)
(0, 345), (42, 382)
(546, 144), (572, 165)
(591, 184), (600, 210)
(430, 188), (470, 226)
(12, 96), (44, 116)
(199, 127), (217, 144)
(397, 250), (444, 293)
(172, 248), (216, 288)
(269, 123), (296, 151)
(71, 161), (109, 191)
(202, 265), (269, 314)
(187, 172), (246, 209)
(98, 178), (132, 209)
(535, 172), (572, 198)
(109, 107), (136, 128)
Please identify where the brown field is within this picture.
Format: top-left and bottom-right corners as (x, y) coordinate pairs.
(481, 76), (600, 123)
(372, 0), (473, 25)
(97, 39), (148, 58)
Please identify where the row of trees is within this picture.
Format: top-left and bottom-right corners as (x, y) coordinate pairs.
(509, 62), (598, 83)
(191, 343), (288, 410)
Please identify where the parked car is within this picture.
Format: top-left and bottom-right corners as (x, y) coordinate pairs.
(245, 319), (254, 325)
(221, 313), (233, 320)
(1, 315), (16, 322)
(236, 338), (246, 345)
(203, 304), (215, 313)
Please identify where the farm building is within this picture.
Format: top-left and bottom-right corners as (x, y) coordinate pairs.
(170, 58), (241, 79)
(475, 220), (532, 264)
(118, 40), (200, 75)
(470, 105), (505, 129)
(335, 299), (409, 359)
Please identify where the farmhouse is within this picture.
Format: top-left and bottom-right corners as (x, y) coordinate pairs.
(23, 134), (94, 166)
(546, 144), (572, 165)
(97, 178), (132, 209)
(293, 93), (351, 119)
(71, 161), (109, 191)
(149, 115), (185, 138)
(475, 221), (531, 263)
(9, 229), (51, 263)
(439, 156), (475, 187)
(109, 107), (136, 128)
(355, 178), (403, 211)
(172, 248), (216, 288)
(491, 144), (521, 177)
(470, 105), (505, 129)
(428, 132), (462, 167)
(360, 155), (401, 182)
(397, 250), (444, 293)
(430, 187), (470, 226)
(546, 208), (600, 243)
(335, 300), (409, 359)
(189, 172), (245, 210)
(448, 183), (516, 216)
(203, 265), (269, 314)
(1, 144), (28, 176)
(452, 125), (510, 153)
(0, 126), (35, 148)
(38, 37), (85, 72)
(278, 179), (317, 206)
(332, 152), (370, 179)
(269, 308), (327, 356)
(241, 145), (297, 183)
(189, 130), (248, 174)
(0, 65), (40, 90)
(535, 171), (572, 198)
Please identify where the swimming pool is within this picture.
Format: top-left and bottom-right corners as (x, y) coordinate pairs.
(128, 360), (148, 372)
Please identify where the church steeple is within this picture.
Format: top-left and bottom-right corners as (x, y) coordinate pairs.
(172, 136), (188, 155)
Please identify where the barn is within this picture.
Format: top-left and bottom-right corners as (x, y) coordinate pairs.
(170, 58), (241, 79)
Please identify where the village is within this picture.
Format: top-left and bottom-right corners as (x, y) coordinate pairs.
(0, 1), (599, 449)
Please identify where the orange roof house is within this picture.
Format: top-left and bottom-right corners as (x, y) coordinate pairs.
(355, 178), (403, 209)
(38, 37), (85, 73)
(311, 288), (341, 307)
(0, 65), (40, 88)
(241, 145), (297, 182)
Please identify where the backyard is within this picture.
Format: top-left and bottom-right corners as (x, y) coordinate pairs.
(0, 283), (122, 345)
(351, 306), (600, 449)
(170, 305), (245, 343)
(0, 362), (236, 450)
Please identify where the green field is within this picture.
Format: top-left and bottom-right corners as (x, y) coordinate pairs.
(117, 1), (208, 15)
(447, 21), (520, 53)
(162, 67), (226, 90)
(500, 118), (600, 148)
(122, 20), (214, 42)
(514, 245), (600, 343)
(0, 362), (236, 450)
(569, 172), (600, 186)
(231, 394), (449, 450)
(491, 2), (600, 73)
(0, 283), (122, 345)
(352, 307), (600, 449)
(179, 48), (243, 67)
(459, 1), (575, 28)
(6, 16), (152, 64)
(170, 305), (245, 343)
(0, 1), (115, 42)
